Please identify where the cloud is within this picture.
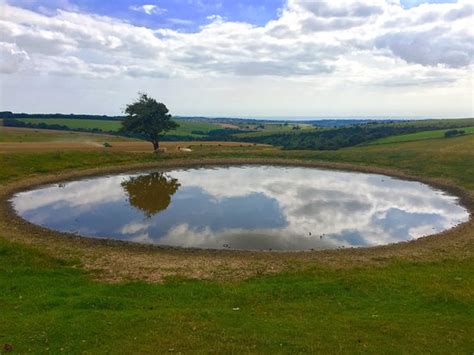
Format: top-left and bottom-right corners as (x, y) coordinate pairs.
(167, 18), (194, 25)
(375, 27), (474, 68)
(129, 4), (167, 15)
(444, 3), (473, 20)
(0, 0), (472, 116)
(0, 42), (29, 73)
(301, 17), (366, 32)
(296, 0), (384, 18)
(1, 0), (472, 81)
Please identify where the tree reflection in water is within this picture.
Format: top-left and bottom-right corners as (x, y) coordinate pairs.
(121, 172), (180, 217)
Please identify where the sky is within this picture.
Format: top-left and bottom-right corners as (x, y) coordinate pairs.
(0, 0), (473, 118)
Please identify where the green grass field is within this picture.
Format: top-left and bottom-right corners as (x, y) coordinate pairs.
(166, 119), (222, 136)
(18, 118), (122, 131)
(14, 117), (318, 138)
(0, 134), (473, 352)
(17, 118), (221, 137)
(369, 126), (474, 145)
(388, 118), (474, 128)
(0, 127), (132, 143)
(1, 239), (472, 353)
(234, 123), (316, 138)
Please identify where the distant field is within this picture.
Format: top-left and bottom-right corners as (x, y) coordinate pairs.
(0, 126), (132, 143)
(388, 118), (474, 128)
(13, 117), (316, 138)
(9, 117), (474, 148)
(234, 123), (316, 138)
(18, 118), (122, 131)
(370, 126), (474, 145)
(17, 118), (221, 136)
(166, 119), (221, 136)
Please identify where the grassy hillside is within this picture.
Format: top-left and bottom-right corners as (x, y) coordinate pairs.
(237, 118), (474, 150)
(18, 118), (122, 131)
(1, 237), (472, 353)
(0, 126), (132, 143)
(390, 118), (474, 128)
(234, 125), (316, 138)
(369, 126), (474, 145)
(17, 118), (221, 137)
(0, 128), (473, 352)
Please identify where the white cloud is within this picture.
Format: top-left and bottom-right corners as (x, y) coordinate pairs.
(0, 0), (472, 116)
(167, 18), (194, 25)
(296, 0), (385, 17)
(0, 42), (29, 73)
(375, 26), (473, 68)
(129, 4), (167, 15)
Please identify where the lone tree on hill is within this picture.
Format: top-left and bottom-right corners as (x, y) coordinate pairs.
(121, 93), (178, 151)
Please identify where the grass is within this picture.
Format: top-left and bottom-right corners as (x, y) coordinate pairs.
(0, 134), (473, 188)
(391, 118), (474, 128)
(0, 127), (132, 143)
(0, 151), (164, 183)
(18, 118), (122, 131)
(166, 119), (221, 136)
(16, 118), (222, 137)
(234, 123), (316, 138)
(15, 117), (317, 138)
(369, 126), (474, 145)
(0, 133), (473, 352)
(1, 239), (472, 353)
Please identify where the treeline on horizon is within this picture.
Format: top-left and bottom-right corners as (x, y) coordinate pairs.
(0, 111), (124, 121)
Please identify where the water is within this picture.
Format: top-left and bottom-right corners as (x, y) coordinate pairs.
(11, 166), (469, 251)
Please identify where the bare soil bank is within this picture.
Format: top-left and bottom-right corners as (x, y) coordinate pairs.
(1, 158), (472, 282)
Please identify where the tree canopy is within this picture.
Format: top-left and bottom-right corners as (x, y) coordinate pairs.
(121, 93), (178, 151)
(121, 173), (180, 217)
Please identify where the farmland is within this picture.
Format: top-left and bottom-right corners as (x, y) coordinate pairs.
(369, 126), (474, 145)
(0, 126), (132, 143)
(0, 125), (473, 352)
(15, 117), (222, 137)
(18, 118), (122, 131)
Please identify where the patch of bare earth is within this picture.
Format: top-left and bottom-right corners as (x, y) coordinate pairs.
(0, 158), (472, 283)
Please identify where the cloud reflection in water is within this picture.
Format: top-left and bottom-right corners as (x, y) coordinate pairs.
(12, 166), (469, 250)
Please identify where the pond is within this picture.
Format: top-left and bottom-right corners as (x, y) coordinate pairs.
(11, 166), (469, 251)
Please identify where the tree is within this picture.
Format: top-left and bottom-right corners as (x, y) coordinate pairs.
(121, 172), (180, 217)
(121, 93), (179, 151)
(444, 129), (465, 138)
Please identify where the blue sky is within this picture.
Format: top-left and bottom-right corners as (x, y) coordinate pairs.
(8, 0), (457, 31)
(401, 0), (456, 8)
(1, 0), (472, 117)
(9, 0), (285, 31)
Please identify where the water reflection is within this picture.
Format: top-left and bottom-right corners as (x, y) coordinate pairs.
(11, 166), (469, 251)
(122, 172), (180, 217)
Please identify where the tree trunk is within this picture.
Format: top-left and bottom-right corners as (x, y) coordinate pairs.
(152, 140), (160, 152)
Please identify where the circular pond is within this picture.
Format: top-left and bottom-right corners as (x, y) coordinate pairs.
(11, 166), (469, 251)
